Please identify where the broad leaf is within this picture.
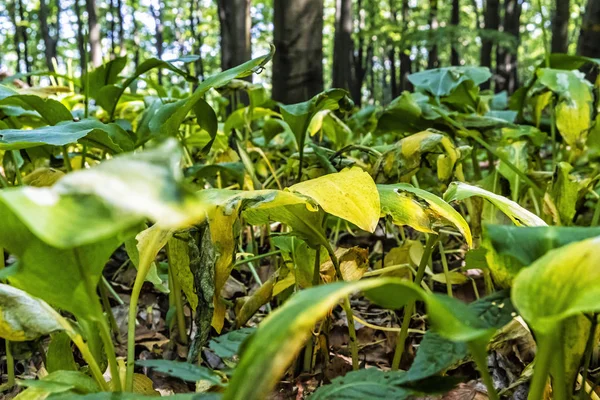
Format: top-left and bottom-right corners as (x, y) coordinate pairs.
(408, 67), (491, 97)
(136, 360), (222, 385)
(444, 182), (546, 227)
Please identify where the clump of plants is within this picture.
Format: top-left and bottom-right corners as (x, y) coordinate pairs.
(1, 48), (600, 400)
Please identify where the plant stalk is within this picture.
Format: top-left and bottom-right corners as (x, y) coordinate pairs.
(580, 315), (598, 400)
(469, 341), (499, 400)
(392, 234), (438, 370)
(529, 332), (555, 400)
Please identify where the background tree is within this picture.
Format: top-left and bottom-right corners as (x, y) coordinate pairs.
(217, 0), (251, 72)
(551, 0), (570, 53)
(273, 0), (324, 103)
(39, 0), (61, 71)
(578, 0), (600, 57)
(86, 0), (102, 67)
(333, 0), (354, 94)
(496, 0), (522, 93)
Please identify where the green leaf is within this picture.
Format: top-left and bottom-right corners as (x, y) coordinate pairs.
(547, 162), (582, 225)
(136, 360), (222, 385)
(379, 184), (472, 247)
(47, 332), (78, 373)
(223, 279), (494, 400)
(512, 236), (600, 333)
(125, 225), (171, 293)
(537, 68), (593, 148)
(309, 369), (414, 400)
(375, 92), (426, 134)
(444, 181), (546, 227)
(83, 56), (128, 100)
(288, 167), (380, 233)
(55, 393), (221, 400)
(18, 370), (100, 396)
(150, 47), (274, 139)
(0, 118), (132, 152)
(167, 235), (197, 311)
(408, 67), (491, 97)
(497, 141), (529, 198)
(208, 327), (256, 360)
(0, 94), (72, 125)
(0, 284), (64, 341)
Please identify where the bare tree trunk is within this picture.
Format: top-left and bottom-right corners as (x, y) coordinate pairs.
(578, 0), (600, 57)
(388, 0), (399, 98)
(109, 0), (116, 56)
(427, 0), (439, 68)
(273, 0), (324, 104)
(399, 0), (412, 91)
(552, 0), (570, 53)
(130, 0), (140, 68)
(9, 1), (23, 75)
(117, 0), (125, 55)
(480, 0), (500, 90)
(350, 0), (369, 105)
(217, 0), (251, 74)
(333, 0), (354, 93)
(17, 0), (32, 83)
(150, 1), (164, 84)
(190, 0), (205, 81)
(496, 0), (522, 93)
(39, 0), (60, 71)
(74, 0), (87, 74)
(86, 0), (102, 67)
(451, 0), (461, 65)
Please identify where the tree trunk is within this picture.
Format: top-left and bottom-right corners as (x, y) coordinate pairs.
(480, 0), (500, 90)
(109, 0), (116, 56)
(450, 0), (461, 65)
(39, 0), (59, 71)
(552, 0), (570, 53)
(388, 0), (399, 98)
(190, 0), (205, 81)
(578, 0), (600, 57)
(17, 0), (32, 83)
(427, 0), (439, 68)
(273, 0), (324, 104)
(74, 0), (87, 73)
(217, 0), (251, 74)
(150, 1), (164, 84)
(333, 0), (354, 93)
(9, 1), (23, 75)
(496, 0), (522, 93)
(399, 0), (412, 91)
(86, 0), (102, 67)
(117, 0), (125, 55)
(130, 0), (140, 69)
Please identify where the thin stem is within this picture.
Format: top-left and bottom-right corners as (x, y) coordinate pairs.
(469, 341), (499, 400)
(99, 281), (120, 339)
(551, 323), (568, 400)
(102, 276), (124, 305)
(529, 332), (555, 400)
(579, 315), (598, 400)
(62, 146), (73, 172)
(0, 170), (8, 188)
(233, 251), (281, 268)
(392, 235), (438, 370)
(5, 340), (14, 389)
(323, 242), (359, 370)
(9, 151), (23, 186)
(438, 240), (452, 297)
(592, 199), (600, 227)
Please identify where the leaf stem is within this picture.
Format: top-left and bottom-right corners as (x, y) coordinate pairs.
(468, 340), (499, 400)
(62, 146), (73, 172)
(580, 315), (598, 400)
(9, 151), (23, 186)
(5, 340), (14, 389)
(392, 234), (438, 370)
(529, 332), (555, 400)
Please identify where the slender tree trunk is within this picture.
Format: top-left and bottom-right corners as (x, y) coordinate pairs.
(109, 0), (116, 56)
(399, 0), (412, 91)
(388, 0), (399, 98)
(190, 0), (205, 80)
(451, 0), (461, 65)
(39, 0), (58, 71)
(217, 0), (251, 78)
(427, 0), (439, 68)
(150, 2), (164, 84)
(351, 0), (368, 105)
(86, 0), (102, 67)
(130, 0), (140, 68)
(17, 0), (32, 83)
(273, 0), (324, 104)
(117, 0), (125, 55)
(333, 0), (354, 93)
(552, 0), (570, 53)
(9, 1), (23, 75)
(480, 0), (500, 90)
(578, 0), (600, 57)
(75, 0), (87, 74)
(496, 0), (522, 93)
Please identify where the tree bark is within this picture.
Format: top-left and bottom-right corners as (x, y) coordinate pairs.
(399, 0), (412, 91)
(333, 0), (354, 93)
(17, 0), (32, 83)
(496, 0), (522, 93)
(273, 0), (324, 104)
(450, 0), (461, 65)
(217, 0), (251, 73)
(427, 0), (439, 69)
(150, 1), (164, 84)
(117, 0), (125, 55)
(130, 0), (140, 68)
(388, 0), (399, 98)
(39, 0), (60, 71)
(552, 0), (570, 53)
(86, 0), (102, 67)
(9, 1), (23, 75)
(480, 0), (500, 90)
(74, 0), (87, 73)
(578, 0), (600, 57)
